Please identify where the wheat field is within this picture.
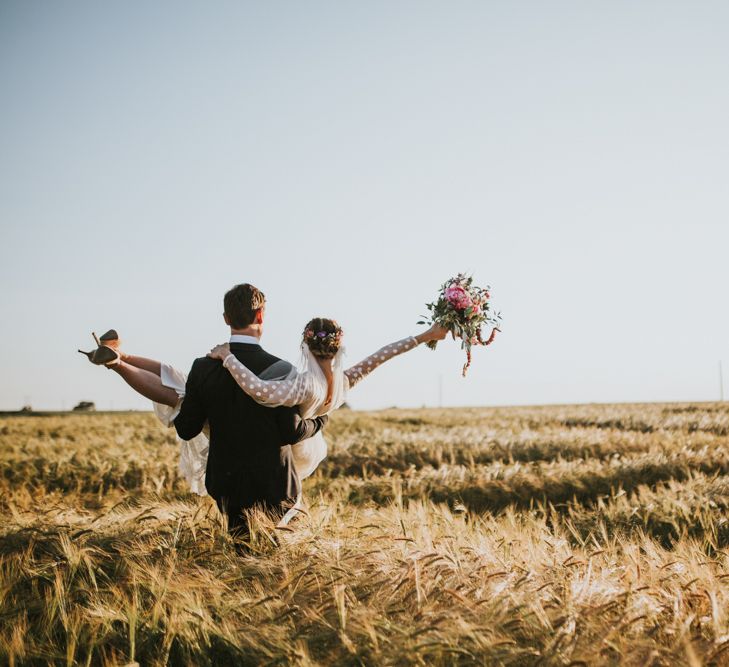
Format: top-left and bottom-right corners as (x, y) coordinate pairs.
(2, 403), (729, 666)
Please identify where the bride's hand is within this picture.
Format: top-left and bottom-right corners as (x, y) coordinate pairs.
(415, 323), (450, 345)
(207, 343), (231, 360)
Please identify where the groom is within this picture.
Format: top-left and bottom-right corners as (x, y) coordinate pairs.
(174, 283), (328, 541)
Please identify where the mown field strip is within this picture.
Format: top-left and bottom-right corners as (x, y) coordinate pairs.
(315, 449), (729, 512)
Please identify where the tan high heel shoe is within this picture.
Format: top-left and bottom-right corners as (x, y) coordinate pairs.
(98, 329), (120, 350)
(78, 331), (121, 367)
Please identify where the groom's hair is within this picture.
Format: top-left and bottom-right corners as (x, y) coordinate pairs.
(224, 283), (266, 329)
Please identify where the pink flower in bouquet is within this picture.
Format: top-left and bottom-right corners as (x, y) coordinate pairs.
(445, 284), (472, 310)
(469, 303), (482, 318)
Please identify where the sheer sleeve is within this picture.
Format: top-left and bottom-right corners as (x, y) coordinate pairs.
(222, 354), (316, 407)
(344, 336), (419, 389)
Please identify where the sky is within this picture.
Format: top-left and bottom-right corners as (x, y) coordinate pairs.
(1, 1), (728, 411)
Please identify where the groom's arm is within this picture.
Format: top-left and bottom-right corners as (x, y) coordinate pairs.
(174, 359), (207, 441)
(275, 406), (328, 445)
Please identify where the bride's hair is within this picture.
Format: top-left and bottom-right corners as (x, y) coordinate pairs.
(303, 317), (343, 359)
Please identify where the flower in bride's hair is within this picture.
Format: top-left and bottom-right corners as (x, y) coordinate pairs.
(303, 317), (344, 359)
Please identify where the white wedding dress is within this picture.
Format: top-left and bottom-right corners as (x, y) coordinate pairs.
(153, 364), (209, 495)
(154, 336), (419, 496)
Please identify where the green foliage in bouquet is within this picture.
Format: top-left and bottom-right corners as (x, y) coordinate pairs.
(418, 274), (501, 376)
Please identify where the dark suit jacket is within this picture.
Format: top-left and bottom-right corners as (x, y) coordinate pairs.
(174, 342), (327, 511)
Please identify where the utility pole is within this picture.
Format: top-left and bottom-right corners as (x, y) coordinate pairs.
(720, 361), (725, 402)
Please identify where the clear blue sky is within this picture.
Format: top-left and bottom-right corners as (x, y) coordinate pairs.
(1, 1), (728, 411)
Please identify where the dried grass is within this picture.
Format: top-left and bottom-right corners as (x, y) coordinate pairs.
(2, 403), (729, 665)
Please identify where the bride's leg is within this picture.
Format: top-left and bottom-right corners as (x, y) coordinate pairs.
(110, 362), (179, 407)
(120, 354), (162, 376)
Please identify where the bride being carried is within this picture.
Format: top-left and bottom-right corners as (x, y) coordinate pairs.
(205, 316), (446, 479)
(78, 283), (447, 538)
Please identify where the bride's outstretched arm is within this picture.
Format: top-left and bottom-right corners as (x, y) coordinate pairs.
(344, 324), (448, 389)
(208, 343), (315, 407)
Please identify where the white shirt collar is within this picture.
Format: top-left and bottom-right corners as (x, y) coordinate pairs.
(229, 334), (261, 345)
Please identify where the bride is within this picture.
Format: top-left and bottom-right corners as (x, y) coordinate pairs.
(79, 319), (447, 495)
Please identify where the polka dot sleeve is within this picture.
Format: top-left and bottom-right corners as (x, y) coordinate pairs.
(222, 354), (314, 407)
(344, 336), (419, 389)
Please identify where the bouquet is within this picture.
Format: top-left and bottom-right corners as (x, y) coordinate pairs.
(418, 274), (501, 376)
